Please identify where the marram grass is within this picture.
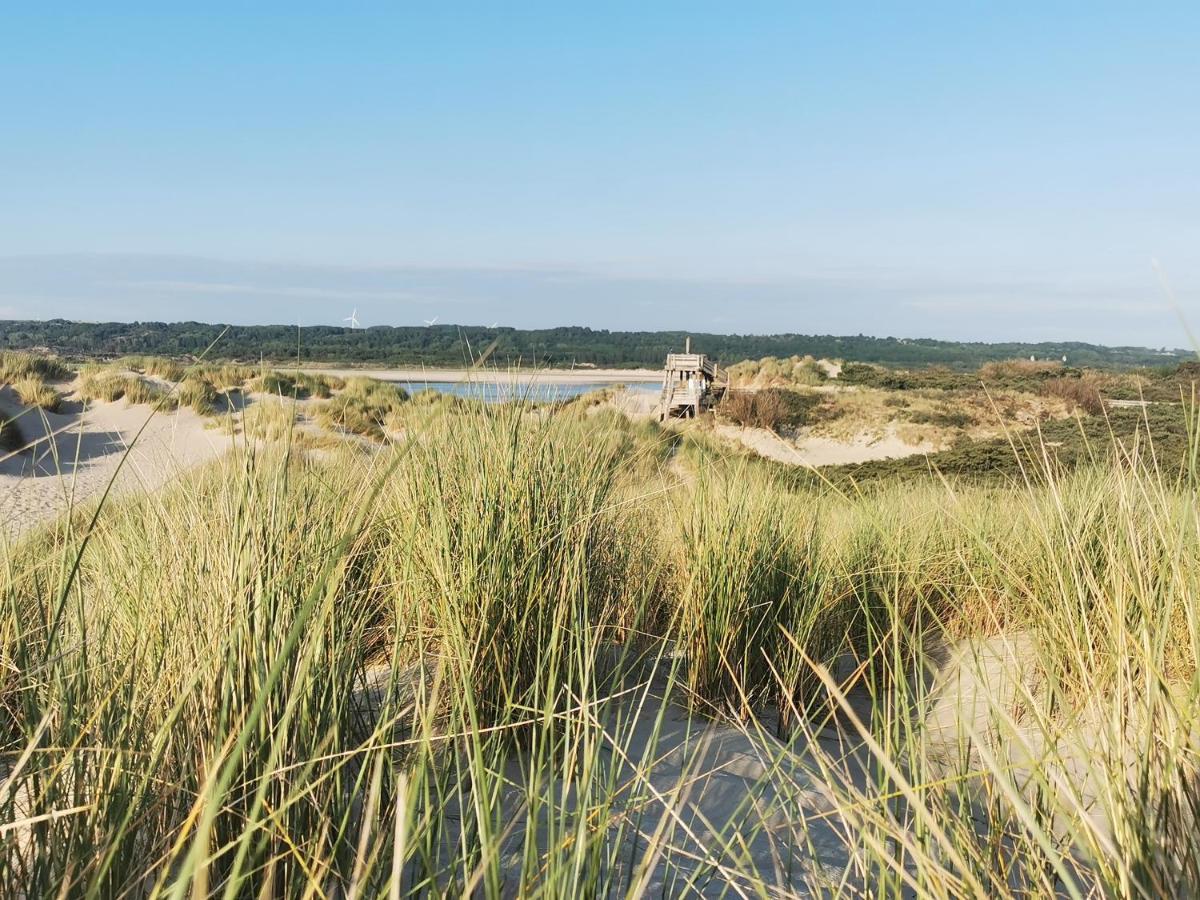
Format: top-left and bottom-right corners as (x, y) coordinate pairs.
(1, 398), (1199, 897)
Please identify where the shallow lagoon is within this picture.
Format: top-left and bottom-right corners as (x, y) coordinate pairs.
(397, 380), (659, 403)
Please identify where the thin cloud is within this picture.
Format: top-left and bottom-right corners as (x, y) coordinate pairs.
(905, 297), (1175, 315)
(106, 279), (447, 305)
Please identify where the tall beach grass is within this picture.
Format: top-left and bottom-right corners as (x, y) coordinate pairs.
(1, 394), (1198, 895)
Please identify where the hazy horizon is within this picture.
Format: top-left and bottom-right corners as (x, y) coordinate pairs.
(3, 252), (1196, 349)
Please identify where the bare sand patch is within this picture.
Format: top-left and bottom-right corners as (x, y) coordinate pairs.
(712, 422), (936, 467)
(0, 386), (236, 537)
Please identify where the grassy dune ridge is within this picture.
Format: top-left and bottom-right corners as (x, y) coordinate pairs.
(1, 395), (1199, 895)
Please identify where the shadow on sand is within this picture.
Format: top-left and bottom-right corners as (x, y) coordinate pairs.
(0, 392), (126, 478)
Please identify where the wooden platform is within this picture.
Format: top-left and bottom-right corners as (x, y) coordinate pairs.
(659, 348), (727, 419)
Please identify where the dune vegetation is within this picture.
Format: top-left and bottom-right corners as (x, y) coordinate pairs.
(2, 388), (1199, 897)
(11, 375), (61, 413)
(313, 377), (409, 438)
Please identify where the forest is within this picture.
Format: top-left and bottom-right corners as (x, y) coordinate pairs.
(1, 318), (1191, 369)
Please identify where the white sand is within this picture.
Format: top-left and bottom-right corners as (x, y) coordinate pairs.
(356, 634), (1093, 893)
(817, 359), (842, 379)
(602, 385), (662, 420)
(0, 386), (235, 537)
(356, 657), (872, 893)
(713, 423), (936, 467)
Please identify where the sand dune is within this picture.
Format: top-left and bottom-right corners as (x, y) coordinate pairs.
(712, 422), (936, 467)
(0, 387), (235, 537)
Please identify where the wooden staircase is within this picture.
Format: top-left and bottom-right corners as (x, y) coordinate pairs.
(659, 349), (728, 419)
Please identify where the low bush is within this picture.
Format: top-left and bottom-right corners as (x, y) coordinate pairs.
(978, 358), (1064, 381)
(719, 388), (819, 431)
(904, 408), (976, 428)
(837, 362), (950, 390)
(1041, 373), (1105, 415)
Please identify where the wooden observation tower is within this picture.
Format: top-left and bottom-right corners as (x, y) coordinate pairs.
(659, 337), (727, 420)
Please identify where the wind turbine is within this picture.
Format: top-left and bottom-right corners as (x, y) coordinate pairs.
(344, 308), (361, 330)
(423, 316), (439, 327)
(488, 321), (499, 329)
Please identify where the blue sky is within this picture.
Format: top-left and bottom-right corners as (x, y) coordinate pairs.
(1, 3), (1198, 345)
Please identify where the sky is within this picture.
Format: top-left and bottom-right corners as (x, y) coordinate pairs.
(1, 3), (1198, 346)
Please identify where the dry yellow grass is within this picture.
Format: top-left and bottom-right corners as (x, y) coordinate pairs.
(803, 385), (1074, 448)
(12, 375), (61, 412)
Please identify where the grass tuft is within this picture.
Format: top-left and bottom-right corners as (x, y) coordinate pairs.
(314, 378), (407, 438)
(11, 375), (62, 412)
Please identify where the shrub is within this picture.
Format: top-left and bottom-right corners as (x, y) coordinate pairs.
(719, 388), (819, 432)
(1041, 373), (1105, 415)
(904, 408), (976, 428)
(839, 363), (979, 391)
(978, 358), (1064, 381)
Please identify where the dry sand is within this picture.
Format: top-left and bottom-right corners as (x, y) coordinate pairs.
(713, 422), (937, 467)
(0, 386), (236, 537)
(354, 635), (1086, 894)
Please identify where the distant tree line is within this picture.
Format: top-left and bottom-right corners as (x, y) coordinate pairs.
(1, 319), (1192, 370)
